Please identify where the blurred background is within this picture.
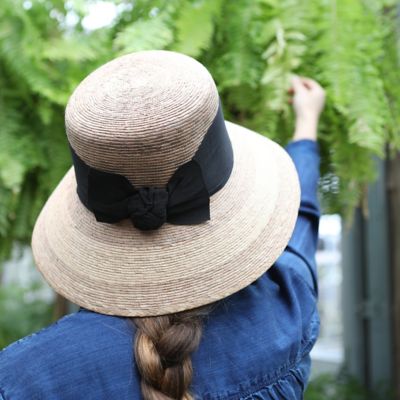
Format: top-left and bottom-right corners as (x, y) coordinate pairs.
(0, 0), (400, 398)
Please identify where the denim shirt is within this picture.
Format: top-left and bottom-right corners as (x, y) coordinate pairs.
(0, 139), (321, 400)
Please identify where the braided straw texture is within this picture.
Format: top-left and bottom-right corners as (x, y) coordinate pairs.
(65, 50), (219, 186)
(32, 120), (300, 316)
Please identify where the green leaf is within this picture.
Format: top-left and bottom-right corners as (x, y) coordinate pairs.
(42, 35), (99, 62)
(114, 18), (174, 54)
(172, 0), (223, 57)
(0, 157), (25, 191)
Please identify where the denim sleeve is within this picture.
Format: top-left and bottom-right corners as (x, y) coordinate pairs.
(284, 139), (321, 294)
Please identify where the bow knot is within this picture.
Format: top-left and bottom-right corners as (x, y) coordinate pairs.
(85, 159), (210, 231)
(127, 187), (168, 230)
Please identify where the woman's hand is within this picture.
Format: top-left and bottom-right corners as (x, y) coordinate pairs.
(288, 76), (326, 141)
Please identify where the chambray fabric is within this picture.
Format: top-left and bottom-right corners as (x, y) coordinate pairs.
(0, 139), (321, 400)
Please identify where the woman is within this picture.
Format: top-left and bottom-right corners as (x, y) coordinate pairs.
(0, 50), (325, 399)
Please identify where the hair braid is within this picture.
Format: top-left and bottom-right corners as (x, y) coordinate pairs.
(132, 306), (211, 400)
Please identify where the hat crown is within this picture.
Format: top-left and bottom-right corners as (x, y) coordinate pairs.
(65, 50), (219, 186)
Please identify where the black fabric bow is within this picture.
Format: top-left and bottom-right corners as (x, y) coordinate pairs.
(87, 159), (210, 231)
(69, 100), (233, 231)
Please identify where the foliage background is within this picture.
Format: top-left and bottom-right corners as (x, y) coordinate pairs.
(0, 0), (399, 397)
(0, 0), (399, 264)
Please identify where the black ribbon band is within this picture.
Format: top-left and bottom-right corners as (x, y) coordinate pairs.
(69, 100), (233, 231)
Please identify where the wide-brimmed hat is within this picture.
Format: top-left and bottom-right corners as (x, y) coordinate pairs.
(31, 50), (300, 317)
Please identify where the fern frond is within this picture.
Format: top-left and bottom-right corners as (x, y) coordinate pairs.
(172, 0), (223, 57)
(114, 17), (174, 54)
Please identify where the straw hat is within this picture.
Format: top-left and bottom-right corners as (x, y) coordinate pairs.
(31, 50), (300, 317)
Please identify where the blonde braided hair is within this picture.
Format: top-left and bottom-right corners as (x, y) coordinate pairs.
(132, 306), (211, 399)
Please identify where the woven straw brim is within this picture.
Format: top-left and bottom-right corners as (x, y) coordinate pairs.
(31, 121), (300, 317)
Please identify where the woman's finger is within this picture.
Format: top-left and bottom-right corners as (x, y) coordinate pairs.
(300, 77), (322, 91)
(291, 75), (306, 92)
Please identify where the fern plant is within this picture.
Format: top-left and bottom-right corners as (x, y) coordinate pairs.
(0, 0), (399, 267)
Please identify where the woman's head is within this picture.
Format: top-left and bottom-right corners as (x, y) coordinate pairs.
(32, 50), (300, 318)
(31, 53), (301, 394)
